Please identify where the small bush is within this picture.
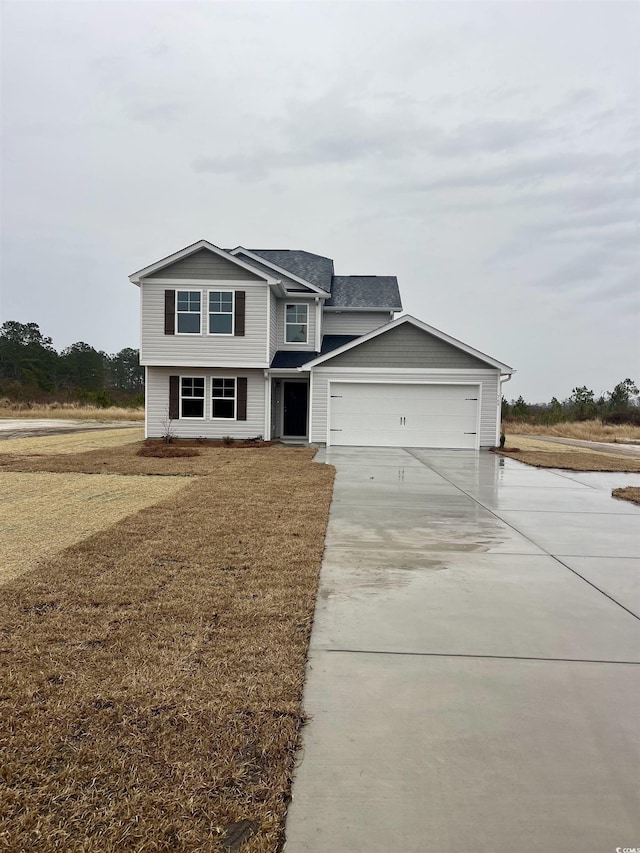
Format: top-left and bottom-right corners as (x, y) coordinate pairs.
(602, 409), (640, 427)
(222, 436), (235, 446)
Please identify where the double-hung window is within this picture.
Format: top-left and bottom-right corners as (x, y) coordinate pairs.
(180, 378), (205, 418)
(211, 378), (236, 419)
(209, 291), (234, 335)
(176, 291), (201, 334)
(285, 304), (308, 343)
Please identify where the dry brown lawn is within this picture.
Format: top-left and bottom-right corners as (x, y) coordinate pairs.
(0, 441), (335, 853)
(0, 471), (189, 586)
(503, 419), (640, 443)
(0, 404), (144, 420)
(612, 487), (640, 505)
(497, 448), (640, 472)
(503, 435), (629, 458)
(0, 427), (144, 456)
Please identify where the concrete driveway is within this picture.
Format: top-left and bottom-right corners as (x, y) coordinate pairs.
(285, 448), (640, 853)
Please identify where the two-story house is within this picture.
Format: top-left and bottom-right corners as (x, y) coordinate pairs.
(129, 240), (514, 448)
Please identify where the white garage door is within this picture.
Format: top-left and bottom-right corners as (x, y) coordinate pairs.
(329, 383), (479, 448)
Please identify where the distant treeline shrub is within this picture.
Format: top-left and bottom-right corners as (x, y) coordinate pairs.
(0, 320), (144, 405)
(502, 379), (639, 425)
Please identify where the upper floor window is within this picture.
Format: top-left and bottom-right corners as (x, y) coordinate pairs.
(285, 304), (308, 343)
(209, 291), (234, 335)
(181, 377), (205, 418)
(176, 291), (201, 334)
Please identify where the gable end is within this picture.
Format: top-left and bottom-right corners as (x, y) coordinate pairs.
(147, 248), (264, 281)
(320, 323), (497, 370)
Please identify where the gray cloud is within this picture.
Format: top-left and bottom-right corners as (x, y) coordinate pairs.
(2, 0), (638, 402)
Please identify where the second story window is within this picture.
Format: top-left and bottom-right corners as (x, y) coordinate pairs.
(176, 291), (201, 334)
(209, 291), (234, 335)
(285, 304), (308, 343)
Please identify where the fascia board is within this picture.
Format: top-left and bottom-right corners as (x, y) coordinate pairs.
(230, 247), (328, 295)
(323, 306), (401, 312)
(129, 240), (280, 284)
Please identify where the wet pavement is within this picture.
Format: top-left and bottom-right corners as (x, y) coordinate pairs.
(284, 448), (640, 853)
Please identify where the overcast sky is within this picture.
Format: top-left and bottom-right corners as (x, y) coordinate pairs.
(1, 0), (638, 401)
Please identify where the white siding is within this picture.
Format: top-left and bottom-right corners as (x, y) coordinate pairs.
(275, 298), (317, 351)
(310, 368), (500, 447)
(140, 280), (269, 366)
(321, 311), (393, 337)
(146, 367), (266, 439)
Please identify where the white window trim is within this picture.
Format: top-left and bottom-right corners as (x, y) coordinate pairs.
(285, 303), (309, 344)
(207, 289), (235, 336)
(210, 376), (237, 421)
(180, 376), (206, 419)
(175, 290), (202, 336)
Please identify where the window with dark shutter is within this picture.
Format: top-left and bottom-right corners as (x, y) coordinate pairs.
(164, 290), (176, 335)
(169, 375), (180, 419)
(234, 291), (245, 337)
(237, 377), (247, 421)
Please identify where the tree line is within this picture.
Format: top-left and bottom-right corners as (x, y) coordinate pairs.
(0, 321), (144, 407)
(503, 379), (640, 425)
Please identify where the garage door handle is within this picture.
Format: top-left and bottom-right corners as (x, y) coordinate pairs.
(465, 398), (478, 401)
(464, 432), (477, 435)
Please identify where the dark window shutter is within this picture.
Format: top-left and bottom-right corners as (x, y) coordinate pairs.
(164, 290), (175, 335)
(169, 375), (180, 420)
(234, 291), (245, 337)
(237, 377), (247, 421)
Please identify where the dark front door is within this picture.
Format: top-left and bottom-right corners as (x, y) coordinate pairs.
(283, 382), (308, 437)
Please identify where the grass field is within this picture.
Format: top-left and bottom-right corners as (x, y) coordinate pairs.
(496, 434), (640, 473)
(612, 487), (640, 506)
(0, 427), (144, 456)
(503, 419), (640, 443)
(0, 471), (188, 586)
(0, 436), (335, 852)
(0, 403), (144, 420)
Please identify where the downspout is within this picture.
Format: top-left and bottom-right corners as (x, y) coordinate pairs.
(497, 373), (513, 444)
(314, 297), (321, 352)
(263, 369), (271, 440)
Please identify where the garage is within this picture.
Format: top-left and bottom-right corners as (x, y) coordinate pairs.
(328, 382), (480, 448)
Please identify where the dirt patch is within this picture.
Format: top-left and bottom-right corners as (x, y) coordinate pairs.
(0, 445), (335, 852)
(612, 487), (640, 505)
(137, 445), (201, 458)
(495, 448), (640, 473)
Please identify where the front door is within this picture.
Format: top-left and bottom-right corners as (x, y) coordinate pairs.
(283, 382), (308, 437)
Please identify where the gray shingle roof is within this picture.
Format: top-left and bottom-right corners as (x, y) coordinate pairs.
(270, 335), (359, 369)
(326, 276), (402, 310)
(248, 250), (334, 292)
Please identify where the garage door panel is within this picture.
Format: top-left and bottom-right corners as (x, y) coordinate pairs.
(329, 383), (479, 448)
